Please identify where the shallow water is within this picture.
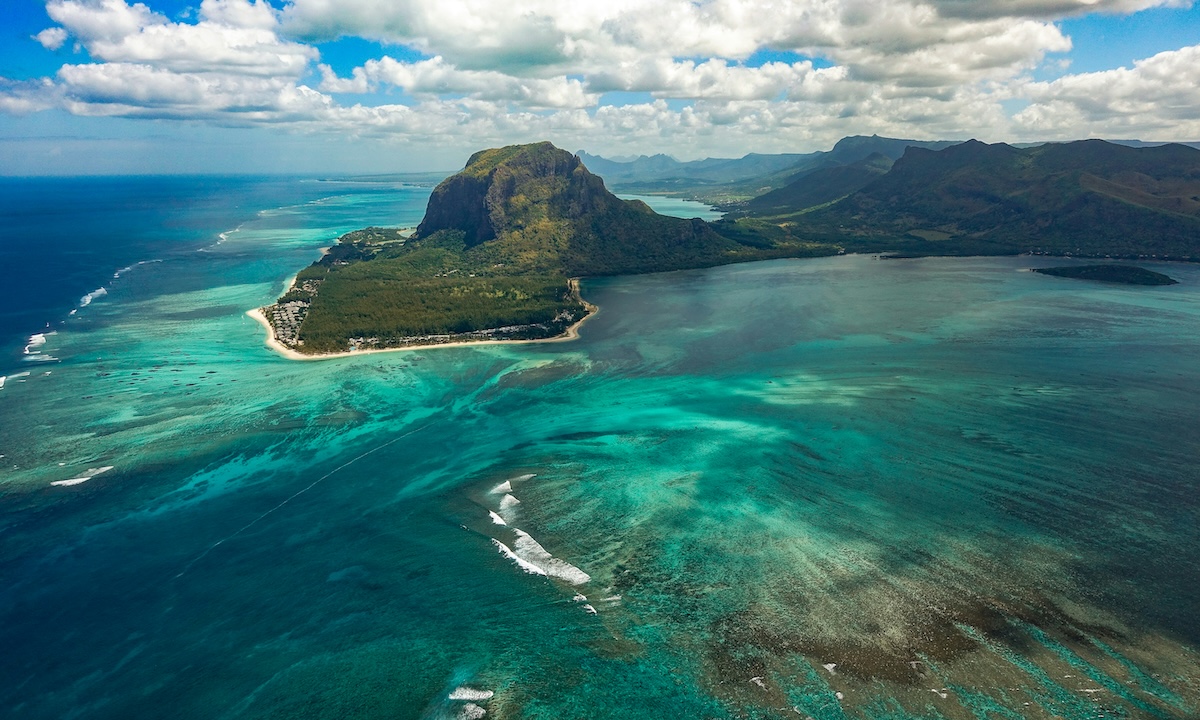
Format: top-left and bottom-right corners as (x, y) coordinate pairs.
(617, 193), (725, 221)
(1, 179), (1198, 720)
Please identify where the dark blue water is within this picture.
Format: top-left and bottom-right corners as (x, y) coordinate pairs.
(0, 176), (403, 364)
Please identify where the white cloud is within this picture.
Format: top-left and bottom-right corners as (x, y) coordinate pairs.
(47, 0), (315, 77)
(2, 0), (1198, 164)
(321, 56), (598, 108)
(929, 0), (1187, 19)
(0, 78), (60, 115)
(589, 59), (817, 101)
(34, 27), (70, 50)
(45, 0), (163, 44)
(1014, 44), (1200, 137)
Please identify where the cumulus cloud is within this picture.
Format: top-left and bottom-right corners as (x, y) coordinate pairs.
(2, 0), (1198, 159)
(46, 0), (315, 76)
(930, 0), (1186, 19)
(321, 56), (598, 108)
(1014, 44), (1200, 137)
(0, 78), (61, 115)
(34, 27), (70, 50)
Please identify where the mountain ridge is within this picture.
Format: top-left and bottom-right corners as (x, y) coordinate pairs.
(790, 138), (1200, 258)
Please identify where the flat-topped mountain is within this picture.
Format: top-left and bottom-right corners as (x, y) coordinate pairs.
(412, 141), (742, 276)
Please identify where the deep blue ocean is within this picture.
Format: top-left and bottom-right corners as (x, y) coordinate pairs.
(1, 176), (1198, 720)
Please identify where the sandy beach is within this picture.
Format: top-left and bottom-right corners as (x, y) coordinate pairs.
(249, 278), (598, 361)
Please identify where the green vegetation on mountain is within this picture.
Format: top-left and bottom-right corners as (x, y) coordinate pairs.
(745, 152), (894, 214)
(1031, 264), (1179, 285)
(760, 139), (1200, 259)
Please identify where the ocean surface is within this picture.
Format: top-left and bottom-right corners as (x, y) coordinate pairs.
(1, 176), (1198, 720)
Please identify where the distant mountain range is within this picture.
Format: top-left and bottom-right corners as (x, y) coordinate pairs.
(780, 139), (1200, 259)
(579, 136), (1200, 205)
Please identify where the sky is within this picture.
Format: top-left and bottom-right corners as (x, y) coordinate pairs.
(1, 0), (1198, 174)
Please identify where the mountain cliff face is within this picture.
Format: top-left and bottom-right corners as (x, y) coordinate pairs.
(416, 143), (614, 247)
(412, 141), (743, 276)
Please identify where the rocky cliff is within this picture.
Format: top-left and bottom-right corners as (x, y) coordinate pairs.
(412, 141), (744, 276)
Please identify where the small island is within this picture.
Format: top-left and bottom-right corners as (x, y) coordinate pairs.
(1031, 264), (1179, 286)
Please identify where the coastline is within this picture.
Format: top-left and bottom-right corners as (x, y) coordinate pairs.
(249, 277), (598, 361)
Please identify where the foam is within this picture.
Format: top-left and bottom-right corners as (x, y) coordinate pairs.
(458, 703), (486, 720)
(113, 259), (161, 279)
(492, 539), (547, 576)
(24, 333), (51, 354)
(511, 473), (536, 482)
(488, 511), (507, 526)
(491, 481), (512, 494)
(449, 687), (493, 701)
(0, 376), (5, 390)
(50, 478), (90, 487)
(499, 494), (521, 510)
(79, 287), (108, 308)
(50, 465), (113, 487)
(512, 529), (590, 585)
(582, 604), (597, 615)
(213, 225), (243, 247)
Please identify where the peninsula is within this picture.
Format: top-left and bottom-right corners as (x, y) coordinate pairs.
(259, 138), (1199, 357)
(259, 142), (830, 355)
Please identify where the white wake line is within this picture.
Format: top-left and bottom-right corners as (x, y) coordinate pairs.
(173, 423), (430, 580)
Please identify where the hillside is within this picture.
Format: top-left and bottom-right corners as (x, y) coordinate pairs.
(261, 142), (835, 354)
(575, 150), (817, 187)
(745, 152), (893, 214)
(743, 139), (1200, 259)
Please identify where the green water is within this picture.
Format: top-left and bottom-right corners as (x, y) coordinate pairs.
(2, 209), (1198, 719)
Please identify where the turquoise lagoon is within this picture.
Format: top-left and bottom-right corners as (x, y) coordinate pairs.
(0, 179), (1198, 720)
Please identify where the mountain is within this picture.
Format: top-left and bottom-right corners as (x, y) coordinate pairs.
(820, 135), (960, 166)
(415, 142), (743, 276)
(745, 152), (894, 214)
(575, 150), (817, 187)
(261, 142), (825, 354)
(793, 139), (1200, 258)
(580, 135), (962, 204)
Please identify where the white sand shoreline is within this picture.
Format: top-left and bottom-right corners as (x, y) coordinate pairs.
(248, 278), (598, 362)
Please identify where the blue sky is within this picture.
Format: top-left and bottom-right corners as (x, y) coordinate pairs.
(1, 0), (1198, 174)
